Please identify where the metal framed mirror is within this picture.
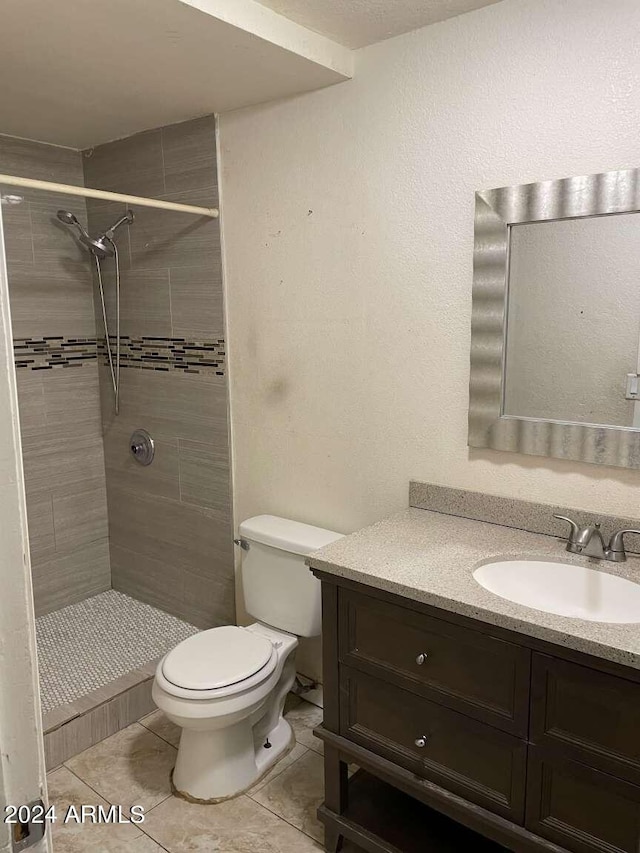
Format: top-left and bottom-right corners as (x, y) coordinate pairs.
(468, 168), (640, 469)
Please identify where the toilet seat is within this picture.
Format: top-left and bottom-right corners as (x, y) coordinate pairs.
(159, 625), (279, 699)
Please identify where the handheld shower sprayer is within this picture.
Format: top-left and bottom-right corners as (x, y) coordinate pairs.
(56, 208), (135, 415)
(56, 208), (134, 258)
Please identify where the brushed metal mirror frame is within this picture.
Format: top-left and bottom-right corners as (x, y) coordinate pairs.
(468, 168), (640, 470)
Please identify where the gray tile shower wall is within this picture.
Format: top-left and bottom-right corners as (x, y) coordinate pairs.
(83, 116), (235, 628)
(0, 134), (110, 614)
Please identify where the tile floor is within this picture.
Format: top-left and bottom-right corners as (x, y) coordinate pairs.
(37, 591), (198, 713)
(46, 696), (357, 852)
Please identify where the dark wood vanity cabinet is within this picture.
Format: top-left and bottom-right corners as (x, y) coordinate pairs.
(313, 573), (640, 853)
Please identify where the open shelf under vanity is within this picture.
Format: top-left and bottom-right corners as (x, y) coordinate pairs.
(318, 768), (507, 853)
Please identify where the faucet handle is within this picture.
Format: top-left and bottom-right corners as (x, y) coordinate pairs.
(554, 515), (580, 543)
(607, 529), (640, 561)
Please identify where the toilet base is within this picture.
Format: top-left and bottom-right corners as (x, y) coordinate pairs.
(171, 717), (295, 804)
(255, 716), (295, 778)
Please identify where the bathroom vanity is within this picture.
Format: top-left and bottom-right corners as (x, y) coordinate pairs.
(308, 485), (640, 853)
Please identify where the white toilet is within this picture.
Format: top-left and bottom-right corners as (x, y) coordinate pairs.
(152, 514), (343, 803)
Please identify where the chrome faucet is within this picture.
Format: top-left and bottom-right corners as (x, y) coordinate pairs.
(554, 515), (640, 562)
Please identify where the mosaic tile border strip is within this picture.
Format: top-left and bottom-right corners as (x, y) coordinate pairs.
(14, 335), (226, 376)
(14, 337), (98, 370)
(98, 336), (226, 376)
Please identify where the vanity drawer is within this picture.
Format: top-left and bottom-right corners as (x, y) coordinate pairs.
(339, 589), (530, 735)
(340, 667), (527, 822)
(531, 654), (640, 783)
(525, 746), (640, 853)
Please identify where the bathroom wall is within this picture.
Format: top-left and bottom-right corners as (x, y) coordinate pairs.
(83, 116), (234, 629)
(219, 0), (640, 681)
(220, 0), (640, 537)
(0, 135), (110, 615)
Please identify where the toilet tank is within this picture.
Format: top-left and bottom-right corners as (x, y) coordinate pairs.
(239, 515), (343, 637)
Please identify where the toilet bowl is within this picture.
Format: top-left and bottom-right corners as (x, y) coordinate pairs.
(153, 623), (298, 802)
(153, 515), (343, 802)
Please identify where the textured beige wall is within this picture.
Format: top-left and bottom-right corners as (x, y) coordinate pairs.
(219, 0), (640, 678)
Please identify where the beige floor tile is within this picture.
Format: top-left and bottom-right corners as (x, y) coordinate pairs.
(143, 793), (323, 852)
(250, 750), (325, 842)
(46, 766), (164, 852)
(249, 742), (308, 793)
(139, 709), (181, 748)
(65, 723), (176, 814)
(285, 699), (324, 755)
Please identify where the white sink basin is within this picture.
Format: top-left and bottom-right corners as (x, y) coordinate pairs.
(473, 559), (640, 623)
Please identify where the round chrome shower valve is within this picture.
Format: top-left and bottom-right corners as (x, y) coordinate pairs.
(130, 429), (155, 466)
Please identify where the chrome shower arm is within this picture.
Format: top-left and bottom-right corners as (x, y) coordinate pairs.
(104, 210), (134, 239)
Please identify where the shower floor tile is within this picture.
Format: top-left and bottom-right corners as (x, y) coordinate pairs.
(36, 590), (198, 714)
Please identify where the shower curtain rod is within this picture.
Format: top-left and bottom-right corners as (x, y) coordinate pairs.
(0, 173), (219, 218)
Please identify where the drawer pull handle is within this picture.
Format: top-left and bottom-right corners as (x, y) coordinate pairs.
(414, 736), (428, 748)
(416, 653), (428, 665)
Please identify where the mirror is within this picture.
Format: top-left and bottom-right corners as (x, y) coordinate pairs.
(503, 213), (640, 428)
(468, 168), (640, 469)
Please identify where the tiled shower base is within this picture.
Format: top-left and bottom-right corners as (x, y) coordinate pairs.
(37, 590), (198, 768)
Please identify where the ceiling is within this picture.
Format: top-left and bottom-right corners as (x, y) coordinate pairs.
(0, 0), (352, 149)
(0, 0), (504, 150)
(254, 0), (505, 48)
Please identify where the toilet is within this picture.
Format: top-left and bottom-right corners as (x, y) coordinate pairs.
(152, 514), (343, 802)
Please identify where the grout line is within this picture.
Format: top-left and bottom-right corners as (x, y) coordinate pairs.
(248, 743), (310, 795)
(61, 764), (172, 849)
(137, 827), (172, 853)
(246, 743), (313, 799)
(177, 435), (185, 505)
(125, 214), (133, 267)
(27, 200), (35, 265)
(167, 267), (175, 338)
(139, 829), (172, 853)
(61, 765), (111, 804)
(44, 493), (57, 553)
(139, 789), (176, 820)
(159, 129), (167, 197)
(134, 721), (179, 752)
(141, 790), (175, 815)
(246, 788), (324, 844)
(138, 716), (179, 751)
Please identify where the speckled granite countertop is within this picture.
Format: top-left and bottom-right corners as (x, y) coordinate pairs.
(307, 508), (640, 670)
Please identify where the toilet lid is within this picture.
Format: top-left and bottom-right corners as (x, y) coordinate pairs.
(161, 626), (274, 691)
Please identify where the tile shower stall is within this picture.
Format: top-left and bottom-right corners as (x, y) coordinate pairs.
(0, 117), (234, 766)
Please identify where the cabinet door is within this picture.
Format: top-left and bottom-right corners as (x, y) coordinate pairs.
(341, 667), (527, 822)
(526, 747), (640, 853)
(530, 654), (640, 784)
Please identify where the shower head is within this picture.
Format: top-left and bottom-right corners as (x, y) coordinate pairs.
(57, 209), (81, 227)
(56, 208), (114, 259)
